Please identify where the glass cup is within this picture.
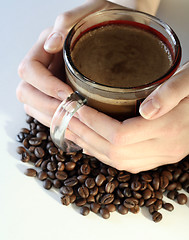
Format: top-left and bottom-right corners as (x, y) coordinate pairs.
(50, 8), (181, 152)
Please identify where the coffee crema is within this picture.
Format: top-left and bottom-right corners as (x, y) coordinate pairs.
(71, 22), (172, 88)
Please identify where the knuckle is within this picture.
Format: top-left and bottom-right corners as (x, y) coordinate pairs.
(38, 27), (52, 41)
(55, 12), (73, 26)
(16, 82), (25, 102)
(111, 125), (126, 146)
(18, 59), (28, 79)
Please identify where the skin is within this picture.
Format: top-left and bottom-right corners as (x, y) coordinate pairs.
(17, 0), (189, 173)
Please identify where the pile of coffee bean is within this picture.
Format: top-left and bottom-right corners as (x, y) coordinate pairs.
(16, 115), (189, 222)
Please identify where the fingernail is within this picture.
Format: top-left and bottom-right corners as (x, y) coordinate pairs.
(44, 32), (63, 52)
(57, 90), (71, 100)
(139, 98), (160, 119)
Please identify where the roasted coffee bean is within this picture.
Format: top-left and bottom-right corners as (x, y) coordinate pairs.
(167, 190), (178, 200)
(38, 171), (48, 181)
(105, 204), (116, 212)
(75, 198), (87, 207)
(113, 198), (121, 205)
(117, 172), (130, 182)
(116, 189), (124, 198)
(90, 186), (98, 196)
(141, 173), (152, 182)
(26, 115), (33, 123)
(16, 132), (25, 142)
(100, 208), (110, 219)
(80, 206), (90, 216)
(106, 176), (114, 182)
(139, 198), (145, 207)
(70, 194), (76, 203)
(87, 195), (95, 203)
(152, 211), (162, 223)
(16, 146), (26, 154)
(71, 152), (82, 162)
(152, 177), (160, 191)
(123, 187), (132, 198)
(131, 180), (141, 191)
(145, 198), (157, 207)
(166, 182), (177, 191)
(100, 167), (108, 176)
(77, 175), (88, 183)
(29, 137), (42, 146)
(119, 182), (129, 188)
(177, 193), (188, 205)
(61, 195), (71, 206)
(132, 191), (142, 199)
(78, 186), (89, 198)
(90, 202), (101, 213)
(65, 162), (76, 171)
(24, 168), (37, 177)
(155, 200), (163, 210)
(48, 146), (58, 155)
(43, 179), (52, 190)
(176, 182), (182, 190)
(143, 189), (152, 200)
(55, 153), (66, 162)
(105, 182), (116, 193)
(57, 162), (65, 171)
(64, 177), (78, 187)
(179, 173), (189, 183)
(47, 171), (56, 180)
(55, 171), (68, 181)
(173, 168), (182, 181)
(140, 181), (148, 191)
(29, 122), (36, 130)
(23, 138), (30, 149)
(95, 173), (106, 186)
(28, 146), (35, 153)
(80, 163), (91, 175)
(36, 131), (47, 140)
(35, 158), (43, 168)
(148, 204), (157, 214)
(85, 177), (95, 189)
(21, 152), (30, 162)
(53, 179), (62, 188)
(118, 205), (128, 215)
(161, 170), (173, 181)
(160, 176), (169, 189)
(46, 141), (55, 150)
(107, 167), (117, 177)
(130, 205), (140, 214)
(155, 191), (163, 200)
(100, 194), (114, 205)
(60, 186), (73, 196)
(163, 202), (174, 211)
(123, 198), (138, 209)
(47, 161), (57, 172)
(34, 147), (45, 158)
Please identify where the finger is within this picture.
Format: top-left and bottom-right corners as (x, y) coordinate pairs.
(18, 29), (73, 100)
(24, 104), (51, 127)
(44, 0), (106, 53)
(16, 81), (61, 116)
(139, 61), (189, 120)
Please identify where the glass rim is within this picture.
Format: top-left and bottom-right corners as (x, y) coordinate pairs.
(63, 8), (182, 93)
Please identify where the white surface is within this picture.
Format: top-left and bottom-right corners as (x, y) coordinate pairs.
(0, 1), (189, 240)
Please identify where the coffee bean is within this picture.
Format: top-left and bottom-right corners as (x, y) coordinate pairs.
(163, 202), (174, 211)
(155, 191), (163, 200)
(90, 202), (101, 213)
(38, 171), (48, 181)
(173, 168), (182, 181)
(78, 186), (89, 198)
(148, 204), (157, 214)
(70, 194), (76, 203)
(57, 162), (65, 171)
(80, 206), (90, 216)
(118, 205), (128, 215)
(61, 195), (71, 206)
(167, 190), (178, 200)
(64, 177), (78, 187)
(36, 131), (47, 140)
(34, 147), (45, 158)
(65, 162), (76, 171)
(143, 189), (152, 200)
(117, 172), (130, 182)
(60, 186), (73, 196)
(166, 182), (177, 191)
(47, 161), (57, 172)
(90, 186), (98, 196)
(95, 173), (106, 186)
(130, 205), (140, 214)
(105, 204), (116, 212)
(24, 168), (37, 177)
(55, 153), (66, 162)
(75, 198), (87, 207)
(85, 177), (95, 189)
(26, 115), (33, 123)
(177, 193), (188, 205)
(123, 187), (132, 198)
(179, 173), (188, 183)
(116, 189), (124, 198)
(87, 195), (95, 203)
(100, 208), (110, 219)
(43, 179), (52, 190)
(47, 171), (56, 180)
(141, 173), (152, 182)
(53, 179), (62, 188)
(105, 182), (116, 193)
(161, 170), (173, 181)
(139, 198), (145, 207)
(123, 198), (138, 209)
(77, 175), (88, 183)
(29, 137), (42, 146)
(152, 177), (160, 191)
(23, 138), (30, 149)
(16, 146), (26, 154)
(107, 167), (117, 177)
(155, 200), (163, 210)
(131, 180), (141, 191)
(145, 198), (157, 207)
(152, 211), (162, 223)
(48, 146), (58, 155)
(100, 194), (114, 205)
(55, 171), (68, 181)
(21, 152), (30, 162)
(160, 176), (169, 189)
(132, 191), (142, 199)
(16, 132), (25, 142)
(80, 163), (91, 175)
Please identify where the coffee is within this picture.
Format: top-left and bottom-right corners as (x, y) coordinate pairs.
(71, 22), (172, 88)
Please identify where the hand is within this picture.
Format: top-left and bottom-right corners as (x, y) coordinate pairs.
(65, 62), (189, 173)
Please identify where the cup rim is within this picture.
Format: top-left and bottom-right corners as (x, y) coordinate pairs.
(63, 8), (182, 93)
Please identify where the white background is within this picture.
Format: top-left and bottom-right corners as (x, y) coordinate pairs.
(0, 1), (189, 240)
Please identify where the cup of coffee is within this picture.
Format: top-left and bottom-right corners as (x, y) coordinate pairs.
(50, 8), (181, 152)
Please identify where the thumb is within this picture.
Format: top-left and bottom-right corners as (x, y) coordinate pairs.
(139, 61), (189, 120)
(44, 0), (106, 54)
